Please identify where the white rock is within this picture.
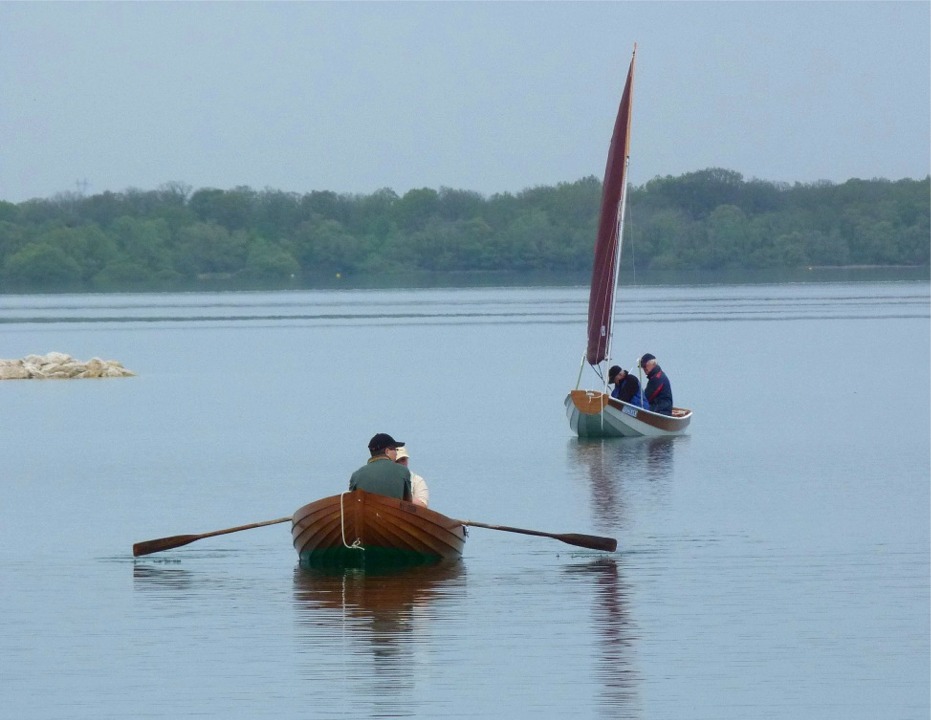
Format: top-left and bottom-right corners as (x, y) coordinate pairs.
(0, 353), (134, 380)
(0, 361), (29, 380)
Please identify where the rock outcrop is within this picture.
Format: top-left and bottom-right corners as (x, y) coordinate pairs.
(0, 352), (135, 380)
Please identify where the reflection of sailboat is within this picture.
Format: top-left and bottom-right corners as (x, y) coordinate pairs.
(570, 436), (680, 528)
(563, 558), (638, 716)
(565, 46), (693, 438)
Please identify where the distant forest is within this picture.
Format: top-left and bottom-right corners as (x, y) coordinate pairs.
(0, 168), (928, 292)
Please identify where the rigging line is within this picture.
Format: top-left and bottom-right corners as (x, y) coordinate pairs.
(626, 182), (637, 285)
(605, 156), (630, 364)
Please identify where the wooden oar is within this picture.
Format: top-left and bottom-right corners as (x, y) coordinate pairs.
(458, 519), (617, 552)
(132, 516), (292, 557)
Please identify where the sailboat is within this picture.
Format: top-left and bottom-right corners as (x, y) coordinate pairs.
(565, 46), (693, 439)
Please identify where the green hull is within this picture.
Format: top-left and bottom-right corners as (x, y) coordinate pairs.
(299, 545), (447, 571)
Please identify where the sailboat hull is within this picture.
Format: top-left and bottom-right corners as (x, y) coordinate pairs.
(565, 390), (692, 438)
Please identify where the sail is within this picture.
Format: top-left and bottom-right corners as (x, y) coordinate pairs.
(586, 49), (635, 366)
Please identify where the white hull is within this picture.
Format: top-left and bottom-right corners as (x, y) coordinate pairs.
(565, 390), (692, 438)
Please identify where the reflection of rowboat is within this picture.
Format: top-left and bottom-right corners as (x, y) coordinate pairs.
(293, 561), (466, 618)
(292, 562), (466, 668)
(291, 490), (467, 569)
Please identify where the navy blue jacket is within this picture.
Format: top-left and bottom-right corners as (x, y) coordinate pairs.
(644, 365), (673, 415)
(611, 373), (645, 406)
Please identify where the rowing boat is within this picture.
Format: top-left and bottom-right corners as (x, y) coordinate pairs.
(291, 490), (467, 569)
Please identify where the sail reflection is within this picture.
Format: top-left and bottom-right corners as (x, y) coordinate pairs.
(564, 557), (638, 718)
(569, 436), (681, 528)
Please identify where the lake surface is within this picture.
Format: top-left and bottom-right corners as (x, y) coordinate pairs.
(2, 279), (928, 719)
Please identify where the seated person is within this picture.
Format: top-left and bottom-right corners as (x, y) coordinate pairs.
(639, 353), (673, 415)
(349, 433), (411, 501)
(608, 365), (646, 407)
(394, 446), (429, 507)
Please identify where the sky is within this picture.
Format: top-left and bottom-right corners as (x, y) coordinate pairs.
(1, 1), (928, 203)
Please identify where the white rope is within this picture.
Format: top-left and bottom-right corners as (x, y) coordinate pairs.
(339, 492), (364, 551)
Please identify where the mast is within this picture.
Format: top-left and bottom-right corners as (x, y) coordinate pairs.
(606, 154), (631, 364)
(586, 45), (636, 367)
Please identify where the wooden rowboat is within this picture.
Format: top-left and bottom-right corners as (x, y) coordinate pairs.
(133, 491), (613, 562)
(291, 490), (467, 569)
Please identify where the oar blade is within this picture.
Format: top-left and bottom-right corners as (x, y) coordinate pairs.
(460, 519), (617, 553)
(132, 534), (200, 557)
(556, 533), (617, 552)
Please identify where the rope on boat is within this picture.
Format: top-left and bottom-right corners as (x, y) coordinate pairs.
(339, 492), (364, 551)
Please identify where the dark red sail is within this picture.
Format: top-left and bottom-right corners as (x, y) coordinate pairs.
(586, 49), (635, 365)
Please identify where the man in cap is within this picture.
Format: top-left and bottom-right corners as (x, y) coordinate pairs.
(638, 353), (673, 415)
(349, 433), (412, 501)
(393, 446), (429, 507)
(607, 364), (645, 407)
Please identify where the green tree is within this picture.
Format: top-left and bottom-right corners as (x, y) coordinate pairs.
(705, 204), (751, 268)
(0, 220), (30, 268)
(0, 201), (17, 223)
(3, 242), (83, 288)
(190, 187), (255, 230)
(293, 219), (368, 274)
(395, 188), (440, 232)
(632, 208), (690, 270)
(243, 238), (300, 280)
(175, 221), (248, 277)
(109, 216), (178, 281)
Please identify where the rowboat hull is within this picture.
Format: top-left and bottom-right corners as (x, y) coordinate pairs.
(565, 390), (692, 438)
(292, 490), (466, 569)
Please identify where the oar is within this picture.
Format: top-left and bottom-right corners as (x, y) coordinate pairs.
(132, 516), (292, 557)
(457, 519), (617, 552)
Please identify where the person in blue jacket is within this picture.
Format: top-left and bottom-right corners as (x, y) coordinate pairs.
(608, 365), (646, 407)
(639, 353), (673, 415)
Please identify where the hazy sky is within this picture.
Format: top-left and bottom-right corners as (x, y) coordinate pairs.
(1, 1), (928, 203)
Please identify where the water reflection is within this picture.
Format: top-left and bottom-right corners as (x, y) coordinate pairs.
(292, 561), (466, 693)
(132, 562), (195, 591)
(569, 436), (681, 527)
(564, 557), (638, 719)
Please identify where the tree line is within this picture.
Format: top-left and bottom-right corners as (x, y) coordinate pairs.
(0, 168), (927, 291)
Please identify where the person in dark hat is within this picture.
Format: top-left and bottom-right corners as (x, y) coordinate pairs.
(638, 353), (673, 415)
(349, 433), (412, 501)
(608, 364), (645, 407)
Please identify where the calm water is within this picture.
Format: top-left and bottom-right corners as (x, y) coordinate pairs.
(1, 280), (928, 719)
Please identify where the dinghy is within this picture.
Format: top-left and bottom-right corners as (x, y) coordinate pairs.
(291, 490), (467, 569)
(565, 45), (692, 438)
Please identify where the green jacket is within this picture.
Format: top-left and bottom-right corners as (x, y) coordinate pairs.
(349, 455), (412, 501)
